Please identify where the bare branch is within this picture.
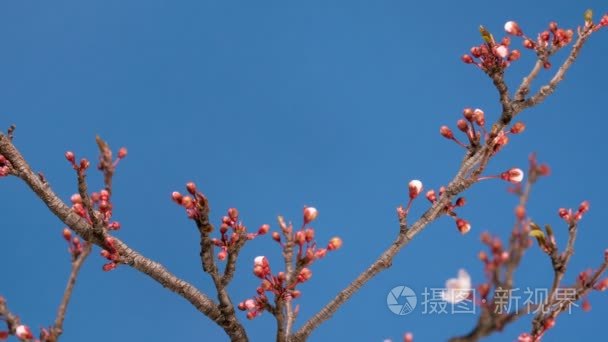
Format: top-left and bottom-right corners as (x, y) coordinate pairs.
(47, 244), (92, 342)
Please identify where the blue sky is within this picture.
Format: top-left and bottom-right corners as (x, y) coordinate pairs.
(1, 1), (607, 341)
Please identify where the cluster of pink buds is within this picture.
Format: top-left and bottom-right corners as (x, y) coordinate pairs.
(528, 154), (551, 177)
(441, 107), (529, 154)
(461, 24), (521, 73)
(62, 228), (83, 258)
(272, 207), (342, 265)
(478, 232), (511, 273)
(241, 207), (342, 319)
(100, 237), (119, 271)
(238, 256), (312, 319)
(69, 190), (118, 228)
(440, 107), (491, 148)
(558, 200), (590, 223)
(0, 154), (10, 177)
(211, 207), (269, 261)
(574, 264), (608, 313)
(97, 145), (127, 173)
(65, 151), (90, 175)
(423, 185), (471, 234)
(171, 182), (207, 220)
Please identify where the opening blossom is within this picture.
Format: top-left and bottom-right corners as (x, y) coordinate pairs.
(501, 168), (524, 183)
(408, 180), (423, 199)
(15, 325), (33, 340)
(441, 269), (472, 303)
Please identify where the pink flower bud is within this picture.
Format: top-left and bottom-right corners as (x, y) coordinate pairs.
(408, 180), (423, 199)
(463, 108), (474, 121)
(456, 119), (469, 132)
(582, 298), (591, 312)
(461, 54), (474, 64)
(508, 49), (521, 62)
(537, 164), (551, 176)
(272, 231), (281, 242)
(493, 45), (509, 58)
(518, 333), (533, 342)
(303, 206), (318, 224)
(62, 227), (72, 241)
(254, 256), (267, 267)
(103, 262), (118, 271)
(440, 126), (454, 139)
(186, 182), (197, 195)
(101, 249), (112, 259)
(298, 268), (313, 282)
(578, 201), (590, 214)
(328, 237), (343, 250)
(549, 22), (558, 32)
(117, 147), (128, 159)
(90, 192), (100, 202)
(217, 250), (227, 261)
(470, 46), (482, 58)
(244, 298), (257, 310)
(295, 231), (306, 245)
(455, 197), (466, 207)
(258, 224), (270, 235)
(515, 205), (526, 220)
(504, 21), (523, 36)
(228, 208), (239, 221)
(510, 122), (526, 134)
(253, 265), (265, 278)
(540, 31), (550, 42)
(171, 191), (183, 204)
(523, 39), (535, 49)
(404, 332), (414, 342)
(181, 196), (194, 209)
(304, 228), (315, 242)
(456, 219), (471, 234)
(70, 193), (82, 204)
(473, 109), (485, 126)
(65, 151), (75, 163)
(425, 190), (437, 203)
(15, 325), (33, 339)
(396, 206), (406, 220)
(500, 168), (524, 183)
(79, 158), (90, 170)
(100, 189), (110, 200)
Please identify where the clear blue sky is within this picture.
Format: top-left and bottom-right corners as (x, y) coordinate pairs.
(1, 1), (607, 341)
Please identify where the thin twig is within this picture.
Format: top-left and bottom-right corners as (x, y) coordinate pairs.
(48, 244), (92, 342)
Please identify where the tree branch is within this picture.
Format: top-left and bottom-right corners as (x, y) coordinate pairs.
(0, 134), (251, 340)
